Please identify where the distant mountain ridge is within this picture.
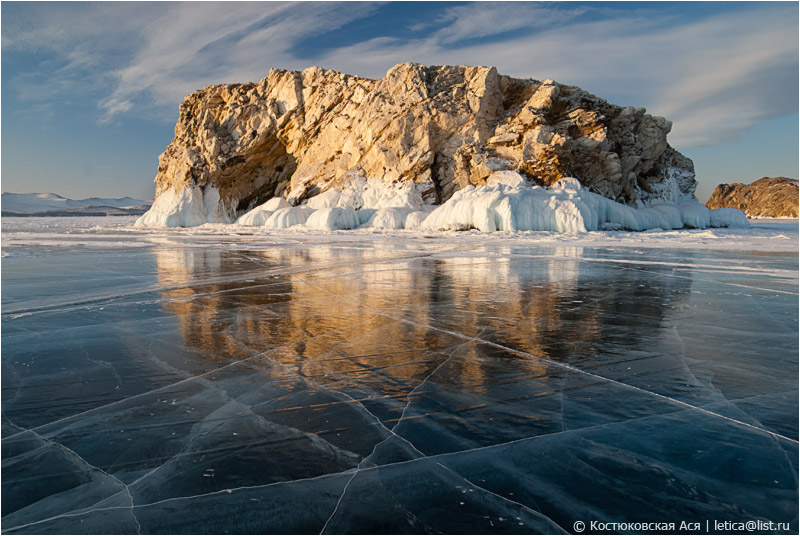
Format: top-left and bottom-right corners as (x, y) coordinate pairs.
(2, 192), (151, 216)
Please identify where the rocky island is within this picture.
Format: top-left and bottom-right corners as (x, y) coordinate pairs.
(136, 63), (746, 231)
(706, 177), (799, 218)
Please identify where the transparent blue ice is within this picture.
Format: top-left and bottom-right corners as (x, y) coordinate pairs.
(2, 218), (797, 534)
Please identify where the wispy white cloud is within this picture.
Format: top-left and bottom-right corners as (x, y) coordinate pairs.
(314, 3), (798, 148)
(98, 2), (380, 123)
(3, 2), (162, 119)
(3, 2), (380, 124)
(2, 2), (149, 52)
(431, 2), (586, 45)
(3, 2), (796, 147)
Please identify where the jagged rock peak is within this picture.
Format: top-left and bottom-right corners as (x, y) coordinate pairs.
(706, 177), (799, 218)
(149, 62), (696, 219)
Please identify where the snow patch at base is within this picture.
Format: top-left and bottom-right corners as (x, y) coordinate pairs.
(137, 172), (749, 232)
(264, 207), (314, 229)
(420, 176), (749, 233)
(236, 197), (291, 226)
(301, 173), (426, 211)
(307, 188), (341, 210)
(305, 207), (360, 230)
(405, 211), (430, 229)
(367, 207), (415, 229)
(709, 208), (751, 228)
(135, 185), (232, 228)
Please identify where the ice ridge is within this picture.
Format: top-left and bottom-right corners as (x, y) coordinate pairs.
(136, 173), (749, 232)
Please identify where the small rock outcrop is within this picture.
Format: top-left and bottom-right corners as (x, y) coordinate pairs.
(706, 177), (799, 218)
(146, 62), (697, 222)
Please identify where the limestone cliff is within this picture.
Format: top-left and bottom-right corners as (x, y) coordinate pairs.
(706, 177), (799, 218)
(146, 62), (697, 222)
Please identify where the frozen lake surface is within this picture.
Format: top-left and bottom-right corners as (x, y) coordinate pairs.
(2, 217), (798, 534)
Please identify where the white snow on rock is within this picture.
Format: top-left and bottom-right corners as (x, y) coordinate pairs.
(404, 211), (430, 230)
(357, 209), (377, 226)
(358, 179), (424, 209)
(260, 197), (292, 212)
(134, 172), (749, 232)
(305, 207), (360, 230)
(677, 202), (712, 229)
(264, 207), (314, 229)
(421, 179), (749, 233)
(306, 173), (425, 211)
(422, 182), (590, 232)
(486, 170), (529, 188)
(366, 207), (415, 229)
(709, 208), (751, 228)
(236, 197), (291, 226)
(636, 167), (697, 206)
(650, 204), (684, 229)
(134, 185), (231, 228)
(307, 188), (341, 209)
(553, 177), (582, 192)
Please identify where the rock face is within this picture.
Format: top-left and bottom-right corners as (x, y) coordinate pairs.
(706, 177), (799, 218)
(148, 62), (696, 220)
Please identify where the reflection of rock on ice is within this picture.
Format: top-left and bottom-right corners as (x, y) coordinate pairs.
(439, 256), (513, 289)
(150, 242), (694, 396)
(547, 247), (584, 292)
(155, 248), (222, 287)
(144, 241), (702, 479)
(155, 248), (238, 360)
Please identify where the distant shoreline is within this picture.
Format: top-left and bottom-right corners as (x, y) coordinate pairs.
(2, 209), (148, 218)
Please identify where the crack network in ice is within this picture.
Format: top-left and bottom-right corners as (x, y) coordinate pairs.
(3, 316), (374, 442)
(298, 278), (798, 445)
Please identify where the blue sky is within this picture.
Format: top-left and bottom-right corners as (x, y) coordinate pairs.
(2, 1), (797, 202)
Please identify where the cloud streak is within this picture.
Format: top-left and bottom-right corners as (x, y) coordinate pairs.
(3, 2), (796, 147)
(315, 3), (798, 148)
(3, 2), (380, 123)
(430, 2), (587, 45)
(98, 2), (381, 123)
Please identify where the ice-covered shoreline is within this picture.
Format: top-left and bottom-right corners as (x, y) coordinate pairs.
(2, 215), (797, 254)
(4, 170), (795, 256)
(134, 173), (751, 233)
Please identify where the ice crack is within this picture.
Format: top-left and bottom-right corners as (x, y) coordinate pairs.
(435, 462), (569, 534)
(391, 342), (465, 433)
(1, 410), (732, 534)
(259, 351), (426, 460)
(3, 428), (141, 534)
(319, 468), (358, 534)
(3, 316), (371, 442)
